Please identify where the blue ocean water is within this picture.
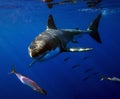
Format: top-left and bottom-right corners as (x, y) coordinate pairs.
(0, 0), (120, 99)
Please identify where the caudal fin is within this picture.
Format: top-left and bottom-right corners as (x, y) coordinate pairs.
(101, 76), (106, 81)
(10, 65), (16, 74)
(88, 13), (102, 43)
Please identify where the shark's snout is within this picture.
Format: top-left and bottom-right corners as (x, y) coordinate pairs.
(28, 40), (46, 58)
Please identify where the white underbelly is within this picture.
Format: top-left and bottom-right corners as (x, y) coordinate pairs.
(29, 47), (61, 66)
(39, 47), (60, 61)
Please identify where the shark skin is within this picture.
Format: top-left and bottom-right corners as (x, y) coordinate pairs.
(28, 13), (102, 66)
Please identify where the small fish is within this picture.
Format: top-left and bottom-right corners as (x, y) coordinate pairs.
(9, 65), (47, 95)
(84, 67), (93, 73)
(101, 76), (120, 82)
(82, 76), (91, 81)
(82, 56), (90, 60)
(92, 72), (100, 76)
(72, 64), (80, 69)
(82, 72), (100, 81)
(64, 57), (71, 62)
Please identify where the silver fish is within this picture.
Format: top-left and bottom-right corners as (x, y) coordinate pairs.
(10, 65), (47, 95)
(101, 76), (120, 82)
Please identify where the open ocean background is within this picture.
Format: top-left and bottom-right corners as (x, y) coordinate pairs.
(0, 0), (120, 99)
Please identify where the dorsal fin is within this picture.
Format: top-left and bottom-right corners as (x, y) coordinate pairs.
(47, 14), (57, 29)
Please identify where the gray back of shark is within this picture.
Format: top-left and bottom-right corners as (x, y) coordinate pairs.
(28, 14), (102, 66)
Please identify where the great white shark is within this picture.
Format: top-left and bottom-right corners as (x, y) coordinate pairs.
(28, 13), (102, 66)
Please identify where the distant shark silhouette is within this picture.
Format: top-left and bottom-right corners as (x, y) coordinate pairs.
(28, 13), (102, 66)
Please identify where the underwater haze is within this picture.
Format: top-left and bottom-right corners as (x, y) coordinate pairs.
(0, 0), (120, 99)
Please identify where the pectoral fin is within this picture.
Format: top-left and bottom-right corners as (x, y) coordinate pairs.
(58, 38), (93, 52)
(65, 47), (93, 52)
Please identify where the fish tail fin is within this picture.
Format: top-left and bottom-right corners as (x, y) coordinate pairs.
(10, 65), (16, 74)
(40, 89), (47, 95)
(36, 87), (47, 95)
(101, 76), (106, 81)
(88, 13), (102, 43)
